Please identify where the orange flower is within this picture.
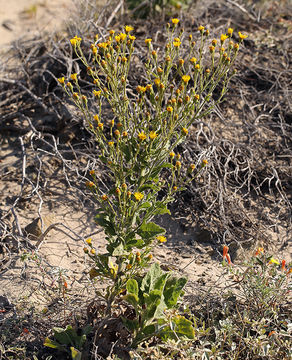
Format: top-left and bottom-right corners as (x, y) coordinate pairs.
(281, 260), (286, 272)
(255, 247), (264, 256)
(223, 245), (229, 259)
(226, 254), (232, 265)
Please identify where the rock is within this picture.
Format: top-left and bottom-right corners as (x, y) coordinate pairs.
(24, 214), (55, 239)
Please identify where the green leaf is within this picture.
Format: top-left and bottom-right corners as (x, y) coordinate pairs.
(125, 238), (144, 249)
(112, 242), (128, 256)
(124, 293), (139, 306)
(161, 316), (195, 341)
(95, 213), (116, 236)
(153, 202), (171, 216)
(137, 222), (165, 240)
(144, 292), (161, 320)
(150, 162), (173, 179)
(142, 324), (156, 336)
(164, 277), (187, 308)
(120, 143), (132, 162)
(172, 316), (195, 339)
(71, 347), (82, 360)
(126, 279), (139, 297)
(138, 202), (152, 210)
(154, 273), (169, 292)
(141, 263), (163, 293)
(44, 337), (62, 350)
(122, 317), (139, 331)
(53, 326), (74, 346)
(82, 324), (92, 336)
(139, 184), (160, 192)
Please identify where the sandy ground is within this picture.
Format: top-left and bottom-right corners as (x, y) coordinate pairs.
(0, 0), (73, 47)
(0, 0), (291, 326)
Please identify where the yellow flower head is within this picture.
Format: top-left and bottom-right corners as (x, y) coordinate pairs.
(97, 42), (108, 49)
(108, 141), (114, 147)
(86, 238), (92, 245)
(58, 77), (65, 84)
(90, 248), (96, 255)
(86, 181), (95, 188)
(154, 78), (161, 86)
(115, 35), (121, 43)
(149, 131), (157, 139)
(129, 35), (136, 41)
(202, 159), (208, 166)
(173, 40), (181, 48)
(269, 258), (280, 265)
(90, 170), (95, 176)
(220, 34), (228, 43)
(169, 151), (175, 159)
(228, 28), (233, 36)
(101, 194), (108, 201)
(190, 164), (196, 171)
(70, 35), (81, 47)
(70, 73), (78, 81)
(145, 38), (152, 45)
(182, 75), (191, 84)
(172, 18), (180, 25)
(182, 127), (188, 136)
(167, 106), (173, 113)
(134, 192), (144, 201)
(93, 90), (102, 98)
(138, 132), (147, 141)
(98, 122), (103, 130)
(190, 57), (197, 64)
(238, 31), (248, 40)
(195, 64), (200, 70)
(157, 235), (167, 243)
(198, 25), (205, 32)
(120, 33), (127, 41)
(136, 85), (146, 94)
(125, 25), (134, 33)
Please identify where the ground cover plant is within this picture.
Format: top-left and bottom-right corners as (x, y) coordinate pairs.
(0, 0), (291, 359)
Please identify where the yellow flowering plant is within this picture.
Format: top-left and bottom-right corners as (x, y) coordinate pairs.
(58, 21), (245, 327)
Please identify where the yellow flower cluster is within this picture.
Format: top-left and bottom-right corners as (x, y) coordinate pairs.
(70, 35), (81, 47)
(134, 192), (144, 201)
